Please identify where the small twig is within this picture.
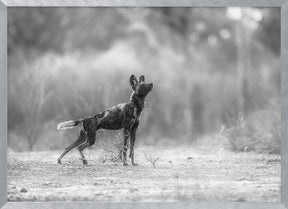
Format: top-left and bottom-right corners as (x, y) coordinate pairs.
(102, 133), (124, 162)
(171, 171), (180, 179)
(143, 151), (161, 168)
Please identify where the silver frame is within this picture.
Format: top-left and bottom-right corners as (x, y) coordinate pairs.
(0, 0), (287, 209)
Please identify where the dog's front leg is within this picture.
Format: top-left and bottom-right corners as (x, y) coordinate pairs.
(122, 129), (129, 166)
(129, 121), (139, 166)
(129, 132), (136, 166)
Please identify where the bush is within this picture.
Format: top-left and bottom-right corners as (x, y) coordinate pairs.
(221, 102), (280, 154)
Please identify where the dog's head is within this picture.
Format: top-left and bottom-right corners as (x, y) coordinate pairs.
(130, 74), (153, 98)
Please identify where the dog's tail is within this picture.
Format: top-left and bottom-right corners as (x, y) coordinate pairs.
(57, 120), (82, 130)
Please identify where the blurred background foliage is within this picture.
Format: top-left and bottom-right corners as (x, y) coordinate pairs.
(8, 8), (280, 153)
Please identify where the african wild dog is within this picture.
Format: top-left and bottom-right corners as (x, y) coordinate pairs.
(57, 75), (153, 166)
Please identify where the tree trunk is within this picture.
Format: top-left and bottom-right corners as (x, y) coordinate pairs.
(235, 8), (251, 115)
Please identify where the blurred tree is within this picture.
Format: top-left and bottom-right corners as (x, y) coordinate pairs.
(8, 8), (64, 55)
(233, 8), (250, 114)
(191, 84), (204, 135)
(256, 8), (280, 55)
(9, 62), (52, 150)
(8, 8), (128, 56)
(7, 7), (280, 151)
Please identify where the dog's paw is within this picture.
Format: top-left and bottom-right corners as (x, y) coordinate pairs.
(57, 159), (62, 164)
(123, 162), (128, 166)
(80, 158), (88, 165)
(132, 163), (138, 166)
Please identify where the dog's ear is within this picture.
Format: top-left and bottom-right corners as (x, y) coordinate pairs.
(139, 75), (145, 84)
(129, 74), (138, 90)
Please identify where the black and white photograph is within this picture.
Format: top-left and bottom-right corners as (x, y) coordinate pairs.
(7, 7), (280, 202)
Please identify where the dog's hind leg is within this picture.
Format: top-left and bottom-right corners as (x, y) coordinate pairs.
(78, 148), (87, 165)
(77, 132), (96, 165)
(77, 143), (89, 165)
(57, 130), (86, 164)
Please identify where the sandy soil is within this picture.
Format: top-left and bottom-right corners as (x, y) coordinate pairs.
(7, 144), (280, 202)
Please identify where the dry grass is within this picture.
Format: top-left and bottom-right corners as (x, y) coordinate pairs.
(7, 144), (280, 202)
(102, 134), (123, 163)
(143, 151), (161, 168)
(7, 145), (280, 202)
(220, 103), (280, 154)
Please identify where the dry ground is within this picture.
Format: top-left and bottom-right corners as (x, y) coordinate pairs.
(7, 143), (280, 202)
